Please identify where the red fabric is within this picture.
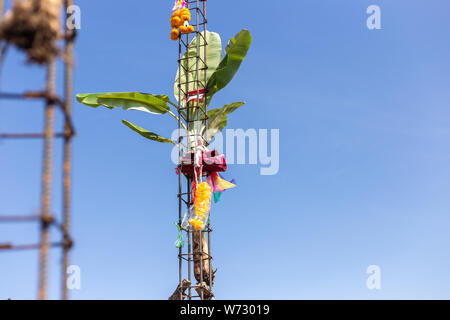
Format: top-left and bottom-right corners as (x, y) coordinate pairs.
(186, 89), (205, 103)
(178, 150), (227, 176)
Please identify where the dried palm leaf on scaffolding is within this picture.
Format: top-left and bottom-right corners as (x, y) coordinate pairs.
(0, 0), (62, 64)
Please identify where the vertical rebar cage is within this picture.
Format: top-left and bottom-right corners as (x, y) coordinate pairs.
(0, 0), (76, 300)
(176, 0), (214, 300)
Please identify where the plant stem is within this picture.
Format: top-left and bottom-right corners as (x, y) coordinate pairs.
(168, 110), (187, 131)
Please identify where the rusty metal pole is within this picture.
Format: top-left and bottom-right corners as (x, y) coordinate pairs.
(194, 0), (205, 301)
(177, 0), (211, 300)
(38, 60), (56, 300)
(177, 37), (183, 300)
(62, 0), (74, 300)
(202, 0), (213, 295)
(0, 0), (4, 83)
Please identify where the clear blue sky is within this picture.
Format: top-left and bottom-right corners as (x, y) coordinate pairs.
(1, 0), (450, 299)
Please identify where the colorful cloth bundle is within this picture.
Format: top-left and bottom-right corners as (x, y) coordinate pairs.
(207, 172), (236, 203)
(175, 147), (236, 244)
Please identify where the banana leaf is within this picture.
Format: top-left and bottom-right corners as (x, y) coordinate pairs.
(76, 92), (170, 115)
(174, 31), (222, 106)
(206, 29), (252, 101)
(122, 120), (177, 145)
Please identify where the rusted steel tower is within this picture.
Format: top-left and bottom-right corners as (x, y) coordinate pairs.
(176, 0), (214, 300)
(0, 0), (76, 300)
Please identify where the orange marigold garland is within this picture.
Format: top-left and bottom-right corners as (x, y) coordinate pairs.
(170, 1), (194, 40)
(189, 182), (212, 230)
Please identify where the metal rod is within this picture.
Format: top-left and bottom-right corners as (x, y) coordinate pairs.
(0, 215), (40, 222)
(187, 178), (192, 300)
(0, 91), (76, 135)
(203, 0), (212, 294)
(0, 91), (61, 102)
(194, 1), (205, 300)
(208, 227), (212, 293)
(1, 2), (76, 301)
(0, 242), (63, 251)
(177, 34), (183, 300)
(0, 133), (65, 139)
(185, 18), (191, 150)
(0, 45), (7, 88)
(0, 0), (4, 87)
(184, 3), (192, 300)
(177, 0), (211, 301)
(62, 0), (75, 301)
(38, 60), (56, 300)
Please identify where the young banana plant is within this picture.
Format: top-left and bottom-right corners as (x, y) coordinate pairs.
(76, 29), (251, 150)
(76, 29), (251, 292)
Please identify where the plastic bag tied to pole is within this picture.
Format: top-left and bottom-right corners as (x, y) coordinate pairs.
(174, 222), (185, 248)
(189, 182), (212, 231)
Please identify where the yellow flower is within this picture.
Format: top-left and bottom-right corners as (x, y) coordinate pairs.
(171, 28), (180, 40)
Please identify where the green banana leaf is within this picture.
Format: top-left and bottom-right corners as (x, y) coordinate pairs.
(174, 31), (222, 105)
(122, 120), (176, 145)
(75, 93), (103, 107)
(204, 101), (245, 141)
(206, 30), (252, 101)
(76, 92), (170, 115)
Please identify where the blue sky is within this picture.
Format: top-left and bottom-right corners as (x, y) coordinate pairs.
(1, 0), (450, 299)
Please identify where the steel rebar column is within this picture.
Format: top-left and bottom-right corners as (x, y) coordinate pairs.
(61, 0), (75, 300)
(38, 60), (56, 300)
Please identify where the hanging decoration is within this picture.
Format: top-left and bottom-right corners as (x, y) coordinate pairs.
(176, 139), (236, 235)
(207, 172), (236, 203)
(189, 182), (212, 230)
(174, 222), (185, 248)
(170, 1), (194, 40)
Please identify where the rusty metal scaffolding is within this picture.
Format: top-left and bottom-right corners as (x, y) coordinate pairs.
(0, 0), (76, 300)
(176, 0), (214, 300)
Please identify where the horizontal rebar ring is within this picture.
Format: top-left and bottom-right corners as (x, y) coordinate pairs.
(0, 242), (64, 251)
